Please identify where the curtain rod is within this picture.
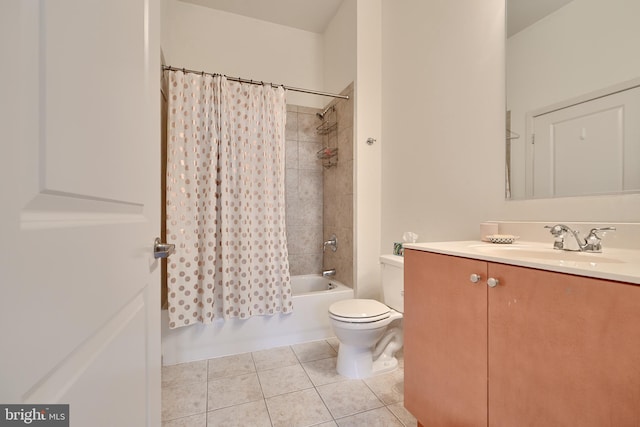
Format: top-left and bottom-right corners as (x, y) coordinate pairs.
(162, 65), (349, 100)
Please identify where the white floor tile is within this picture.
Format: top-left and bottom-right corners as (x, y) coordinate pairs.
(387, 402), (418, 427)
(207, 373), (263, 411)
(208, 352), (255, 380)
(162, 360), (207, 388)
(252, 346), (299, 371)
(161, 381), (207, 422)
(336, 407), (404, 427)
(265, 388), (333, 427)
(364, 369), (405, 405)
(292, 340), (337, 362)
(301, 357), (346, 387)
(161, 412), (206, 427)
(257, 363), (313, 398)
(161, 341), (408, 426)
(317, 379), (384, 419)
(207, 400), (272, 427)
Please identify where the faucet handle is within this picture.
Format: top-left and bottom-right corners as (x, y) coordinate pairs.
(323, 234), (338, 252)
(586, 226), (616, 240)
(545, 224), (565, 236)
(545, 224), (567, 250)
(584, 227), (616, 252)
(589, 226), (616, 234)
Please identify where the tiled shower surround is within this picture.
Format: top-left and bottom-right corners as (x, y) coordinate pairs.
(321, 84), (354, 288)
(285, 83), (354, 287)
(285, 105), (325, 276)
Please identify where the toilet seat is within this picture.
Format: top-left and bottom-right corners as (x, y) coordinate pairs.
(329, 299), (390, 323)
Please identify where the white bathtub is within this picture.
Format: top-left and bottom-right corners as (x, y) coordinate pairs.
(161, 275), (353, 365)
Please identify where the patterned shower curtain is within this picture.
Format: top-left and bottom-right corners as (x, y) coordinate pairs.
(165, 70), (292, 329)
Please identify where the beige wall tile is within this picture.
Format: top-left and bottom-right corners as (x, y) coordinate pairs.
(299, 141), (324, 170)
(285, 111), (298, 140)
(298, 112), (323, 143)
(285, 105), (323, 276)
(285, 95), (352, 280)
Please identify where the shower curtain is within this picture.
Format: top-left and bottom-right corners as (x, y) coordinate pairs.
(165, 70), (292, 329)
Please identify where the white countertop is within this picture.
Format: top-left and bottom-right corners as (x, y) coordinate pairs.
(404, 240), (640, 285)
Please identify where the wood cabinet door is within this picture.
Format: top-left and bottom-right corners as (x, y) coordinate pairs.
(488, 263), (640, 427)
(404, 250), (488, 427)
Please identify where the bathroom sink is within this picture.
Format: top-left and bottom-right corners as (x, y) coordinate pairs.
(469, 244), (625, 264)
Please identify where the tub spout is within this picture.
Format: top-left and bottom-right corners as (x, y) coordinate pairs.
(322, 269), (336, 277)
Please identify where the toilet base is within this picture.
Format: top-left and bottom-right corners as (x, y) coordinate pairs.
(371, 352), (399, 376)
(335, 343), (399, 379)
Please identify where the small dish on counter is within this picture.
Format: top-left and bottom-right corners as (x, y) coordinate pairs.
(485, 234), (519, 244)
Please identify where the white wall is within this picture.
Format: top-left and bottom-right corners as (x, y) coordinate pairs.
(507, 0), (640, 199)
(354, 0), (382, 299)
(381, 0), (506, 249)
(160, 0), (171, 59)
(162, 0), (325, 107)
(323, 0), (357, 95)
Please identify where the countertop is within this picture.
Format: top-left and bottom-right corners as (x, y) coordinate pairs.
(404, 240), (640, 285)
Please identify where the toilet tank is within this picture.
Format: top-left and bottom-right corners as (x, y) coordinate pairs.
(380, 254), (404, 313)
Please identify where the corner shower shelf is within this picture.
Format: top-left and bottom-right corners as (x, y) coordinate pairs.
(316, 147), (339, 168)
(316, 121), (337, 135)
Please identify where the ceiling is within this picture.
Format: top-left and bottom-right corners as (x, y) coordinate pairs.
(178, 0), (344, 34)
(507, 0), (574, 37)
(178, 0), (574, 38)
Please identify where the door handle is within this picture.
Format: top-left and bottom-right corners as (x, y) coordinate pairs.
(153, 237), (175, 259)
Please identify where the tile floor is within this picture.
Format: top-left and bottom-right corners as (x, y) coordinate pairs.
(162, 338), (417, 427)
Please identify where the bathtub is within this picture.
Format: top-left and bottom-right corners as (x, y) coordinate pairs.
(161, 275), (353, 365)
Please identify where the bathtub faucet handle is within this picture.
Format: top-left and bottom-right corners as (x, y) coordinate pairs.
(323, 234), (337, 252)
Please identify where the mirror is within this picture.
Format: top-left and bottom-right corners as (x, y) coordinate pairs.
(506, 0), (640, 200)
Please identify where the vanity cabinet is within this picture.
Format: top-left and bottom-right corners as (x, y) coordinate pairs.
(404, 249), (640, 427)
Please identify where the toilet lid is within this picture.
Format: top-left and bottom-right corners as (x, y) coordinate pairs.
(329, 299), (390, 323)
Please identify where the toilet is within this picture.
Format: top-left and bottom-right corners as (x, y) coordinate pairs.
(328, 255), (404, 379)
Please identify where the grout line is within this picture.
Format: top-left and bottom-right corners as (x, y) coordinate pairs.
(387, 404), (409, 427)
(204, 357), (209, 417)
(250, 351), (275, 427)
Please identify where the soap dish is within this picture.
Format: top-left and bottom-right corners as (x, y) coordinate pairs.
(486, 234), (519, 244)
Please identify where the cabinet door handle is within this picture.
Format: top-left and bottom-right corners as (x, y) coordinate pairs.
(470, 273), (482, 283)
(487, 277), (499, 288)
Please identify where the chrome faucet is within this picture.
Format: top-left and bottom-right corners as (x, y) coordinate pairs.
(544, 224), (616, 253)
(323, 234), (337, 252)
(322, 268), (336, 277)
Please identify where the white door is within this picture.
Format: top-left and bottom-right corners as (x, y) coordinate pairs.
(0, 1), (161, 426)
(532, 105), (624, 198)
(528, 84), (640, 198)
